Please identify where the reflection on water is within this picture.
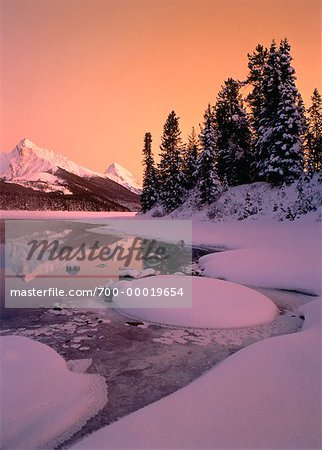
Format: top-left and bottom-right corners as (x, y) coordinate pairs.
(5, 220), (192, 308)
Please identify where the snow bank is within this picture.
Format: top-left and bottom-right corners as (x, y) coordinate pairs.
(89, 213), (320, 295)
(72, 299), (321, 450)
(0, 336), (107, 449)
(197, 215), (321, 295)
(171, 175), (322, 222)
(113, 275), (277, 328)
(199, 246), (320, 295)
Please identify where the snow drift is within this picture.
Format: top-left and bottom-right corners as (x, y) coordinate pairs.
(71, 299), (321, 450)
(113, 275), (278, 328)
(0, 336), (107, 449)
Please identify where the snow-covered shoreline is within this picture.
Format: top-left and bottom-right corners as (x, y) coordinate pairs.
(1, 285), (310, 450)
(0, 336), (107, 449)
(72, 211), (320, 449)
(1, 210), (321, 449)
(71, 299), (321, 450)
(85, 211), (321, 295)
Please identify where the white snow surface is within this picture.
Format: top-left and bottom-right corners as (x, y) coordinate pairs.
(199, 244), (320, 296)
(113, 275), (278, 328)
(72, 298), (322, 450)
(170, 176), (322, 223)
(0, 336), (107, 449)
(196, 215), (321, 295)
(11, 171), (73, 194)
(105, 162), (142, 194)
(13, 171), (61, 183)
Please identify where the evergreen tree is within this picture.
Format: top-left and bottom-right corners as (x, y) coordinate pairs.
(295, 92), (313, 174)
(306, 88), (322, 173)
(182, 127), (199, 190)
(296, 92), (308, 137)
(215, 78), (252, 186)
(256, 39), (304, 184)
(255, 40), (281, 180)
(141, 132), (158, 213)
(246, 44), (268, 177)
(196, 105), (219, 204)
(158, 111), (184, 212)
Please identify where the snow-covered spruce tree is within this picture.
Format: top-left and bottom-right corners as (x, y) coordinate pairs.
(182, 127), (199, 190)
(158, 111), (184, 212)
(195, 104), (220, 204)
(240, 189), (262, 220)
(296, 92), (308, 136)
(246, 44), (268, 179)
(141, 132), (158, 213)
(256, 39), (304, 185)
(215, 78), (252, 186)
(306, 88), (322, 173)
(295, 92), (310, 173)
(255, 40), (281, 180)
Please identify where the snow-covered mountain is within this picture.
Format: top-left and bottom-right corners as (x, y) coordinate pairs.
(0, 138), (141, 211)
(0, 138), (102, 181)
(105, 162), (141, 194)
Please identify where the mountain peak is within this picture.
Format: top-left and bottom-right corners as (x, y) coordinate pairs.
(17, 138), (38, 148)
(0, 138), (141, 196)
(105, 162), (141, 194)
(13, 138), (60, 163)
(105, 162), (132, 177)
(107, 162), (120, 169)
(1, 139), (101, 180)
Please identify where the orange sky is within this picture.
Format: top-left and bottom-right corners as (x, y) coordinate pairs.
(1, 0), (321, 181)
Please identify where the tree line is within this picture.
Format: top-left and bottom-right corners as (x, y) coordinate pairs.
(141, 38), (322, 213)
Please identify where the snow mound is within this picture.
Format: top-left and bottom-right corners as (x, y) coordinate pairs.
(0, 336), (107, 449)
(199, 246), (321, 295)
(71, 299), (322, 450)
(113, 275), (277, 328)
(197, 214), (321, 295)
(105, 162), (142, 194)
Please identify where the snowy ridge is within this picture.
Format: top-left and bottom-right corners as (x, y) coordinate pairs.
(0, 138), (102, 180)
(0, 139), (142, 201)
(105, 162), (142, 194)
(165, 174), (322, 222)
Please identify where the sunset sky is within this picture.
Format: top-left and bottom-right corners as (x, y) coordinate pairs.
(1, 0), (321, 181)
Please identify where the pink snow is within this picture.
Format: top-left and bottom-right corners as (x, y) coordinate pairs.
(72, 299), (322, 450)
(89, 213), (320, 295)
(105, 162), (142, 194)
(197, 216), (321, 295)
(0, 336), (107, 449)
(114, 275), (277, 328)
